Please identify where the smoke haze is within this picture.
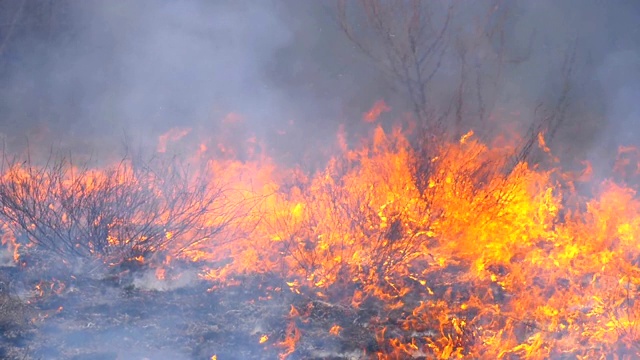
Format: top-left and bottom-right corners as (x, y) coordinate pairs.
(1, 2), (640, 358)
(0, 0), (638, 165)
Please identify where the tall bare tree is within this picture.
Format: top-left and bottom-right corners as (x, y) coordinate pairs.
(336, 0), (575, 163)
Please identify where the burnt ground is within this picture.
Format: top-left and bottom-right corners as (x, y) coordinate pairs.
(0, 258), (589, 360)
(3, 258), (608, 360)
(0, 263), (380, 360)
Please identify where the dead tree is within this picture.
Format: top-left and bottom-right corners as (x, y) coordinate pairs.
(336, 0), (575, 182)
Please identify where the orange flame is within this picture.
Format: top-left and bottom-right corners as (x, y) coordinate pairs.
(6, 111), (640, 357)
(363, 99), (391, 123)
(329, 324), (342, 336)
(157, 127), (191, 153)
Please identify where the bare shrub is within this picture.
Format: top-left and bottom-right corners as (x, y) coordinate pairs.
(0, 151), (231, 267)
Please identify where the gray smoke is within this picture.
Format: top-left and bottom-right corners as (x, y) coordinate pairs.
(0, 0), (638, 166)
(0, 0), (295, 157)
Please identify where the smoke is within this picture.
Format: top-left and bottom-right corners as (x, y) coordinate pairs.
(0, 0), (638, 163)
(590, 49), (640, 177)
(133, 267), (198, 292)
(0, 0), (295, 156)
(512, 0), (640, 175)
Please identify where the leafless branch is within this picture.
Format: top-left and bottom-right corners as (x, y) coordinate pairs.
(0, 149), (234, 267)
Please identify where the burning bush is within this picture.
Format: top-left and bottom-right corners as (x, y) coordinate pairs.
(0, 152), (232, 269)
(189, 119), (640, 358)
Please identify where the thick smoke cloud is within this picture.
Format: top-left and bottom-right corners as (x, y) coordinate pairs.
(0, 0), (638, 166)
(511, 1), (640, 173)
(0, 0), (296, 156)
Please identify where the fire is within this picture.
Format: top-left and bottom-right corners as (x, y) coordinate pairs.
(157, 127), (191, 153)
(33, 279), (66, 298)
(278, 319), (301, 360)
(5, 103), (640, 358)
(363, 99), (390, 123)
(155, 267), (166, 281)
(329, 324), (342, 336)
